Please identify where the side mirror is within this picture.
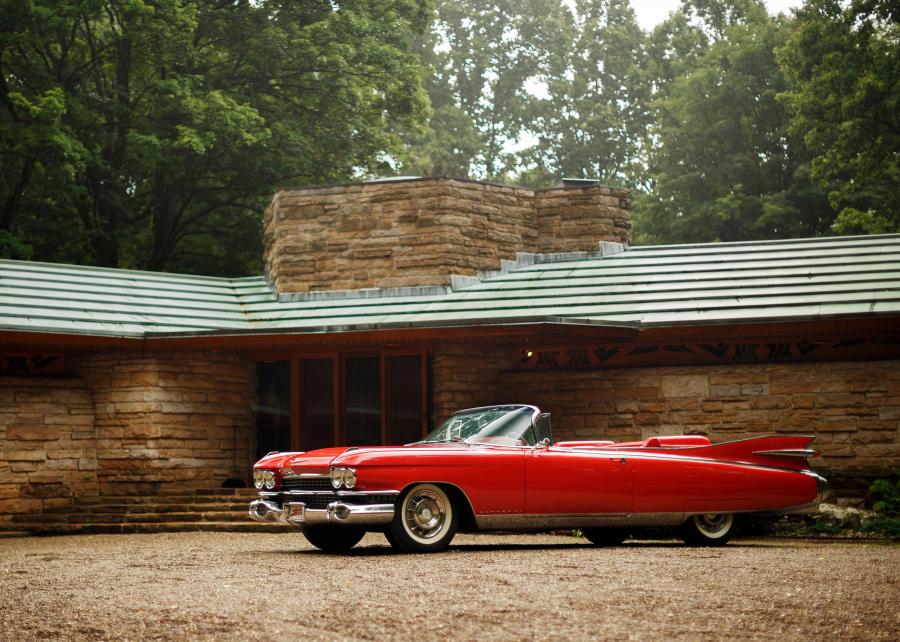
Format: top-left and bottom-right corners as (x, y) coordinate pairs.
(534, 412), (552, 444)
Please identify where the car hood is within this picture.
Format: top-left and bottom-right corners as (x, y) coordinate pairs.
(253, 447), (352, 472)
(254, 443), (473, 474)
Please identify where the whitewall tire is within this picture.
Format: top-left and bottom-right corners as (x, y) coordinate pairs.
(680, 513), (735, 546)
(388, 483), (458, 553)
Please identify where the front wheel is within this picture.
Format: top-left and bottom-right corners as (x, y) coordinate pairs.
(302, 525), (365, 553)
(388, 483), (458, 553)
(679, 513), (735, 546)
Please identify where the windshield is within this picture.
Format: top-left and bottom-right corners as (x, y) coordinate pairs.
(416, 406), (537, 446)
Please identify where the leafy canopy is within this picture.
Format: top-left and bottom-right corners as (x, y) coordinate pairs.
(0, 0), (432, 275)
(778, 0), (900, 235)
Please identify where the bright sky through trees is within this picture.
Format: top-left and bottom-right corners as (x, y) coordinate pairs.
(631, 0), (797, 29)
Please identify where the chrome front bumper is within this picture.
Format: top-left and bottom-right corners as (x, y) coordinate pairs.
(249, 499), (395, 527)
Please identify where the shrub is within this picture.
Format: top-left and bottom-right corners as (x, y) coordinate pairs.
(869, 471), (900, 516)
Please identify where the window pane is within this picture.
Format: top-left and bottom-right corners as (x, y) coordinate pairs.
(387, 355), (423, 445)
(300, 359), (335, 451)
(255, 361), (290, 457)
(344, 357), (381, 446)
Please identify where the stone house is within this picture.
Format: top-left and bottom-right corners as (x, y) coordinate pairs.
(1, 177), (899, 530)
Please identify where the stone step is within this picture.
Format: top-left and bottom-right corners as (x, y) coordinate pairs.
(1, 490), (283, 534)
(44, 502), (250, 515)
(77, 494), (257, 506)
(3, 521), (296, 535)
(158, 488), (259, 497)
(15, 510), (256, 525)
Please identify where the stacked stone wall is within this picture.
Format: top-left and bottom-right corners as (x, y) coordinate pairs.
(431, 344), (515, 424)
(73, 351), (257, 495)
(496, 360), (900, 496)
(0, 377), (98, 526)
(534, 187), (630, 254)
(264, 178), (630, 293)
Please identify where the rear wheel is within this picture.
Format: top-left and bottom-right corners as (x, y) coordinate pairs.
(679, 514), (735, 546)
(388, 483), (458, 553)
(582, 527), (628, 546)
(302, 526), (365, 553)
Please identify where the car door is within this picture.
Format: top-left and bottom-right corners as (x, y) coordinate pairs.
(525, 446), (633, 515)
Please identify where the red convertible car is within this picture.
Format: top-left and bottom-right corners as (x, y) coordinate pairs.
(249, 404), (826, 553)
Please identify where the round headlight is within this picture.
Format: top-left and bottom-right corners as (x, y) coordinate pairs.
(331, 467), (343, 489)
(343, 468), (356, 489)
(263, 471), (275, 490)
(253, 471), (264, 489)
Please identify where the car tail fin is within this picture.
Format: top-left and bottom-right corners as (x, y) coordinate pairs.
(700, 435), (818, 471)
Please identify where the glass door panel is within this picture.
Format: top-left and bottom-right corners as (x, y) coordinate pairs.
(255, 361), (290, 458)
(344, 357), (381, 446)
(386, 355), (424, 444)
(299, 359), (335, 452)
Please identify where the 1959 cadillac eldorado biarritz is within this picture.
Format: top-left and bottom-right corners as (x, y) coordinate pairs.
(249, 404), (826, 553)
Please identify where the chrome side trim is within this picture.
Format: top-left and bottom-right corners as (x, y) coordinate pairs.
(337, 490), (400, 497)
(552, 447), (824, 476)
(474, 512), (686, 530)
(752, 449), (818, 458)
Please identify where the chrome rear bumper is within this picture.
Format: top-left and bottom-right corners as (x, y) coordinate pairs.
(249, 499), (394, 527)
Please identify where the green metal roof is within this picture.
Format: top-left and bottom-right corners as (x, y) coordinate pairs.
(2, 234), (899, 339)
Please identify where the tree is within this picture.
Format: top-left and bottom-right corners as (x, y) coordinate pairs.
(778, 0), (900, 235)
(521, 0), (651, 188)
(0, 0), (431, 275)
(632, 0), (835, 244)
(404, 0), (574, 180)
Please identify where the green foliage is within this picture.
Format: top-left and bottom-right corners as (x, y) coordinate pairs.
(5, 0), (898, 273)
(632, 1), (836, 244)
(405, 0), (648, 187)
(858, 472), (900, 540)
(404, 0), (574, 180)
(796, 521), (844, 536)
(524, 0), (651, 188)
(869, 473), (900, 516)
(778, 0), (900, 235)
(860, 518), (900, 542)
(1, 0), (432, 275)
(413, 0), (895, 245)
(0, 230), (31, 259)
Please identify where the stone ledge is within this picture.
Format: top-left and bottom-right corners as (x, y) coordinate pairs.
(273, 243), (632, 301)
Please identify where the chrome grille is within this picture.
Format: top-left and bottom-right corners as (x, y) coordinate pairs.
(282, 476), (332, 491)
(279, 491), (398, 509)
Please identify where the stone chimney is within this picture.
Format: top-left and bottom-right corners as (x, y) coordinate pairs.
(263, 177), (630, 294)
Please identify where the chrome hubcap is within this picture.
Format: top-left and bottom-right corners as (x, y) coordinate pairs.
(404, 490), (446, 540)
(694, 513), (733, 537)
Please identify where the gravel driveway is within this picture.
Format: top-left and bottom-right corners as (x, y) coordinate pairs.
(0, 531), (897, 641)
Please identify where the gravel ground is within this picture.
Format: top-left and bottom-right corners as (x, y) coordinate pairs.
(0, 531), (897, 641)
